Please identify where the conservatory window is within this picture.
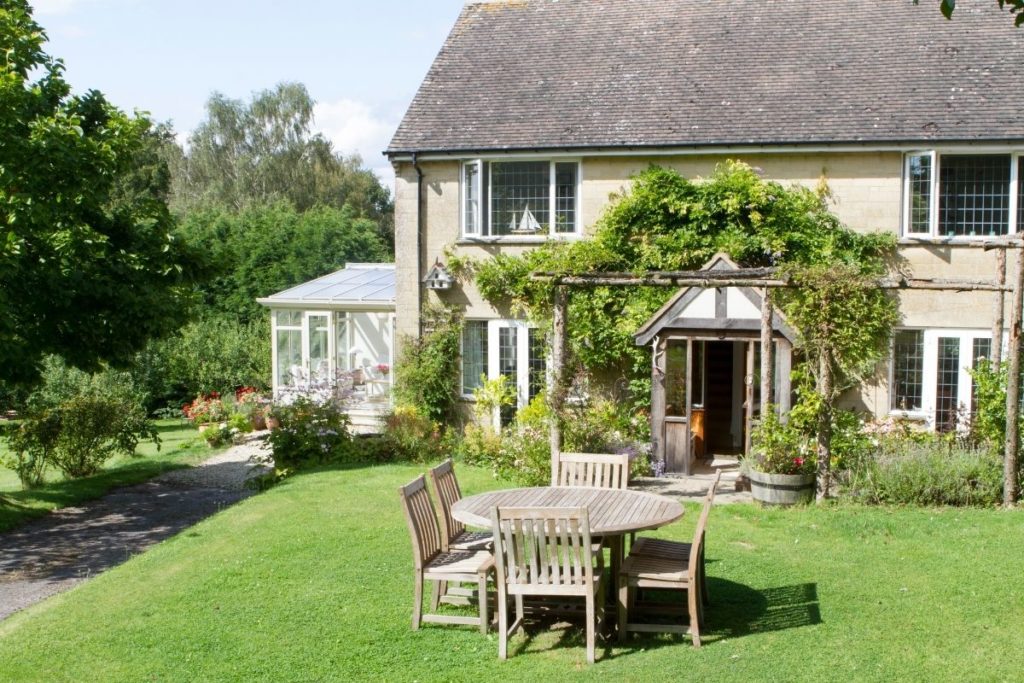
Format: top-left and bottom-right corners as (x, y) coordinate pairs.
(461, 160), (579, 237)
(275, 311), (303, 388)
(903, 152), (1020, 238)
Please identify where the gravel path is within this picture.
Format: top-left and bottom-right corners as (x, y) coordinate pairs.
(0, 436), (272, 622)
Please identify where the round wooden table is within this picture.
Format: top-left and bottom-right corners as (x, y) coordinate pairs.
(451, 486), (684, 535)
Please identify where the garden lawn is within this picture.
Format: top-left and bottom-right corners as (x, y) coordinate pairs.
(0, 420), (213, 532)
(0, 464), (1022, 682)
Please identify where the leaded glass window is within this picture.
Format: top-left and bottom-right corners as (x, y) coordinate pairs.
(462, 321), (488, 396)
(498, 327), (518, 425)
(907, 154), (932, 234)
(935, 336), (961, 431)
(891, 330), (924, 411)
(461, 160), (579, 237)
(938, 155), (1011, 237)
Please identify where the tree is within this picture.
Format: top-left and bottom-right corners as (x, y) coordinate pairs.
(177, 202), (392, 323)
(171, 83), (394, 245)
(917, 0), (1024, 26)
(0, 1), (203, 385)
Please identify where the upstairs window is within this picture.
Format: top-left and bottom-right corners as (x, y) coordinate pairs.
(462, 160), (579, 237)
(904, 152), (1021, 238)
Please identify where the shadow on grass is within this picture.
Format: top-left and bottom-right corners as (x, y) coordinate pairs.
(0, 456), (198, 533)
(501, 579), (821, 660)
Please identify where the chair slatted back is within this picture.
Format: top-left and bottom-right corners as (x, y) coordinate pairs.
(555, 452), (630, 489)
(491, 507), (594, 589)
(398, 475), (442, 570)
(428, 459), (464, 551)
(689, 470), (721, 581)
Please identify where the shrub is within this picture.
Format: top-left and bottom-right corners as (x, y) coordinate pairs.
(182, 392), (227, 425)
(267, 397), (354, 474)
(841, 432), (1003, 507)
(749, 409), (815, 475)
(6, 358), (159, 483)
(380, 406), (449, 463)
(393, 305), (462, 424)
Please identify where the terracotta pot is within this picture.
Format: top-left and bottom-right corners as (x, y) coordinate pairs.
(250, 413), (267, 431)
(197, 422), (214, 433)
(265, 415), (281, 430)
(748, 470), (815, 506)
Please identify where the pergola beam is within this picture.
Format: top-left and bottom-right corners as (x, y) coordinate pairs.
(531, 272), (1012, 292)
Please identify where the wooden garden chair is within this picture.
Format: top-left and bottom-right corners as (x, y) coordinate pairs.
(428, 459), (492, 552)
(398, 475), (494, 633)
(490, 506), (606, 664)
(616, 470), (721, 647)
(553, 452), (630, 489)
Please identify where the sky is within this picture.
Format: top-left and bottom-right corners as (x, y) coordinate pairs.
(30, 0), (468, 193)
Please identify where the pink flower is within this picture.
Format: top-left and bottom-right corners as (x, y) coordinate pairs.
(794, 457), (804, 467)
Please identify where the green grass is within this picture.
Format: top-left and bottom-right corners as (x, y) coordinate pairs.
(0, 420), (215, 532)
(0, 463), (1021, 682)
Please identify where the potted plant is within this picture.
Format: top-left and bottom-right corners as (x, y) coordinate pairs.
(234, 386), (267, 430)
(182, 392), (227, 432)
(745, 409), (815, 505)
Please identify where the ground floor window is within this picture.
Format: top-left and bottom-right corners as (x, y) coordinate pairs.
(462, 319), (547, 425)
(890, 328), (993, 430)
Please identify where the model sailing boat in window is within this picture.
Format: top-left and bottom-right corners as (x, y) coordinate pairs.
(510, 204), (542, 234)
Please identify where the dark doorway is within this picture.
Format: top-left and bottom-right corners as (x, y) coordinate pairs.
(705, 341), (740, 455)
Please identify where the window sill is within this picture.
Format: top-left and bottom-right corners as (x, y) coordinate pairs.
(456, 234), (581, 246)
(887, 410), (929, 421)
(898, 235), (1015, 246)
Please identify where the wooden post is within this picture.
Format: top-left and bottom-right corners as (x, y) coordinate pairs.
(550, 286), (569, 485)
(1003, 249), (1024, 506)
(816, 349), (834, 502)
(744, 341), (755, 457)
(993, 248), (1006, 364)
(760, 288), (774, 414)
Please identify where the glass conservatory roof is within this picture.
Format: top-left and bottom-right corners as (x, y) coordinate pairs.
(257, 263), (395, 309)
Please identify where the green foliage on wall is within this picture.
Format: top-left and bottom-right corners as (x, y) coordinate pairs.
(393, 306), (463, 424)
(472, 162), (898, 410)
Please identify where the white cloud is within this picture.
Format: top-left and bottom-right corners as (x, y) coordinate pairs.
(313, 98), (398, 195)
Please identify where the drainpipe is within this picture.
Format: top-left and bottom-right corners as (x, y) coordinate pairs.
(413, 153), (425, 336)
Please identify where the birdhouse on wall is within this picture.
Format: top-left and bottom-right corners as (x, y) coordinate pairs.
(423, 261), (454, 290)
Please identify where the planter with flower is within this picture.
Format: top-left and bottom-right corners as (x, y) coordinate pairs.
(182, 392), (227, 432)
(745, 409), (816, 505)
(234, 386), (267, 430)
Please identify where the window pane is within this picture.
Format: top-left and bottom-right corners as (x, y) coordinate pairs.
(665, 341), (687, 418)
(462, 321), (487, 396)
(935, 336), (961, 431)
(463, 162), (479, 235)
(1019, 157), (1024, 233)
(491, 161), (550, 236)
(276, 329), (303, 387)
(891, 330), (923, 411)
(308, 314), (330, 380)
(692, 340), (705, 407)
(938, 154), (1010, 237)
(528, 328), (546, 401)
(554, 162), (578, 234)
(335, 314), (349, 372)
(498, 327), (518, 425)
(275, 310), (302, 327)
(907, 154), (932, 234)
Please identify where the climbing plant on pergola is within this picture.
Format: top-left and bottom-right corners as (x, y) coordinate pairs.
(534, 239), (1024, 506)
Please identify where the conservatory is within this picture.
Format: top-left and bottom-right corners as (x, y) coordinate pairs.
(257, 264), (395, 430)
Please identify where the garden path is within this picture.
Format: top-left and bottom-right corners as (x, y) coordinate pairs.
(0, 436), (272, 621)
(633, 456), (752, 504)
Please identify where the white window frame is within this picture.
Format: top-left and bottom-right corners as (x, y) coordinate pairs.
(460, 158), (582, 239)
(902, 150), (1021, 239)
(888, 328), (995, 429)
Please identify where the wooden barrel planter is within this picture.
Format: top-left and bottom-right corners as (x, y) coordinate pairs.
(748, 471), (815, 506)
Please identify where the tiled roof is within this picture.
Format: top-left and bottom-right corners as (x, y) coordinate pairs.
(257, 264), (395, 308)
(388, 0), (1024, 154)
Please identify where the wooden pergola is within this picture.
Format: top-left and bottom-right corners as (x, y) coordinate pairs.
(531, 237), (1024, 506)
